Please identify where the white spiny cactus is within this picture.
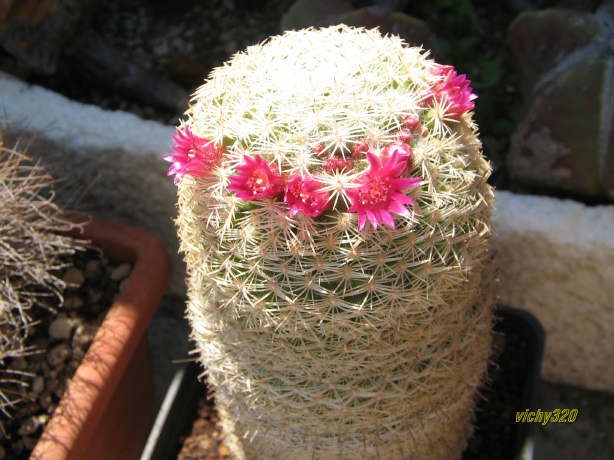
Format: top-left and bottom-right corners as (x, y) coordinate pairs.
(167, 26), (496, 460)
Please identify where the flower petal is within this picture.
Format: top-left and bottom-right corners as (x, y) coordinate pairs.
(379, 209), (396, 228)
(284, 175), (331, 217)
(228, 155), (285, 201)
(163, 126), (223, 182)
(346, 148), (421, 230)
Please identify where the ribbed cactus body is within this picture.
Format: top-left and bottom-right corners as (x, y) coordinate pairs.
(174, 26), (495, 460)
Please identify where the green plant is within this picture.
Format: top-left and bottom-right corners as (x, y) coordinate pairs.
(167, 25), (496, 459)
(0, 127), (85, 430)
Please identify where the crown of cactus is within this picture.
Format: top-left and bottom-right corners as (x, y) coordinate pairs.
(168, 26), (496, 460)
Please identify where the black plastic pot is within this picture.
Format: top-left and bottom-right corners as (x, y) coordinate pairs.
(463, 305), (546, 460)
(141, 305), (545, 460)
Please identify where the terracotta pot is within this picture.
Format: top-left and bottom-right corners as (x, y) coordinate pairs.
(30, 217), (172, 460)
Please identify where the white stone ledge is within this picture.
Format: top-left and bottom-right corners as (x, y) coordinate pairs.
(493, 191), (614, 393)
(0, 71), (175, 153)
(2, 71), (613, 392)
(0, 71), (184, 294)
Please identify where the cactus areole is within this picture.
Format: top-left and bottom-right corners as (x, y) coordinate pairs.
(167, 26), (496, 460)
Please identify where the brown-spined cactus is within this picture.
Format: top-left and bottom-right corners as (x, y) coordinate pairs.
(0, 128), (85, 424)
(167, 25), (495, 460)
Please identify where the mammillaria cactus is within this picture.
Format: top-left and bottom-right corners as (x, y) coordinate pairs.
(167, 25), (495, 460)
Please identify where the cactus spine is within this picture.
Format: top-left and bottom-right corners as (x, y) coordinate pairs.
(170, 26), (496, 460)
(0, 129), (85, 425)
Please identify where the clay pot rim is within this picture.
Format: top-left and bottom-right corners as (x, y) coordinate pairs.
(30, 216), (172, 460)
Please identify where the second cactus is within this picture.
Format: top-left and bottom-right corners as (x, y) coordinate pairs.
(168, 25), (496, 460)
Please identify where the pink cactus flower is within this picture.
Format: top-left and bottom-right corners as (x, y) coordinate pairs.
(323, 156), (354, 173)
(395, 129), (413, 143)
(347, 151), (421, 231)
(284, 175), (331, 218)
(228, 155), (285, 201)
(163, 125), (223, 183)
(379, 141), (413, 168)
(427, 64), (477, 119)
(402, 114), (421, 131)
(313, 143), (327, 157)
(351, 139), (370, 159)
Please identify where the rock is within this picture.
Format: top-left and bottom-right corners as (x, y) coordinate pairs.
(508, 3), (614, 201)
(10, 357), (27, 371)
(64, 295), (84, 310)
(279, 0), (441, 59)
(15, 402), (39, 419)
(48, 317), (74, 340)
(17, 416), (41, 436)
(62, 267), (85, 287)
(168, 53), (209, 88)
(31, 376), (45, 395)
(110, 263), (131, 281)
(46, 343), (72, 368)
(280, 0), (354, 30)
(342, 9), (441, 55)
(87, 287), (102, 303)
(85, 258), (102, 278)
(68, 30), (189, 114)
(72, 324), (97, 354)
(38, 392), (53, 412)
(0, 0), (99, 74)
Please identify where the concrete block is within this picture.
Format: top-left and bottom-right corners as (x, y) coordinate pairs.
(493, 191), (614, 392)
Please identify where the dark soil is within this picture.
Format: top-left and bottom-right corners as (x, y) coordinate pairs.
(0, 249), (131, 460)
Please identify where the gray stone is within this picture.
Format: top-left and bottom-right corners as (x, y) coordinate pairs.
(30, 376), (45, 395)
(48, 317), (74, 340)
(110, 263), (132, 281)
(46, 343), (72, 368)
(62, 267), (85, 287)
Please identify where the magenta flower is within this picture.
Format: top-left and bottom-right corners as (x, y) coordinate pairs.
(163, 125), (223, 183)
(323, 156), (354, 173)
(379, 141), (413, 168)
(284, 175), (331, 218)
(402, 114), (421, 131)
(347, 151), (421, 231)
(228, 155), (285, 201)
(426, 64), (477, 119)
(351, 139), (369, 159)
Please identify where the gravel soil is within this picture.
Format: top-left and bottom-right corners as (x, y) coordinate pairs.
(0, 249), (132, 460)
